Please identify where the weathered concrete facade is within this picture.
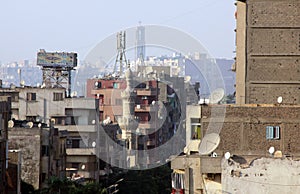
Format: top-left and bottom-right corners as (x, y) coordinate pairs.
(8, 124), (66, 190)
(0, 96), (11, 194)
(235, 0), (300, 104)
(201, 104), (300, 172)
(222, 157), (300, 194)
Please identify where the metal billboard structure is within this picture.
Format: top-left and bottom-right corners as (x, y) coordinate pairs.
(37, 49), (77, 97)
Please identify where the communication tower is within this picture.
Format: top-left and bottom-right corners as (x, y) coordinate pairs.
(114, 31), (127, 76)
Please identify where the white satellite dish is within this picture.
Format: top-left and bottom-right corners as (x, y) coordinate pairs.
(184, 76), (191, 83)
(277, 96), (283, 104)
(8, 120), (14, 128)
(38, 123), (42, 128)
(209, 88), (225, 104)
(27, 122), (33, 128)
(269, 146), (275, 154)
(81, 164), (86, 170)
(92, 141), (96, 148)
(199, 133), (220, 155)
(92, 120), (96, 124)
(224, 152), (231, 160)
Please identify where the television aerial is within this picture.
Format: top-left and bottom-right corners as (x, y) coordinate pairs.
(209, 88), (225, 104)
(199, 133), (220, 155)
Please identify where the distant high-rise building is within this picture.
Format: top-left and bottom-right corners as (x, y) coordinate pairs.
(136, 24), (146, 61)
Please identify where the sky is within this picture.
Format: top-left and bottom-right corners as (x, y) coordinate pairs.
(0, 0), (236, 64)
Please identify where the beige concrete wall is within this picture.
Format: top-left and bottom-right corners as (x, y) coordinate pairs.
(202, 105), (300, 157)
(8, 127), (41, 189)
(186, 105), (201, 153)
(222, 157), (300, 194)
(244, 0), (300, 104)
(235, 1), (246, 104)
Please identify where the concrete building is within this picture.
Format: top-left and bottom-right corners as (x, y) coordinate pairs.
(171, 105), (201, 194)
(0, 87), (66, 124)
(87, 65), (189, 168)
(0, 86), (102, 181)
(8, 121), (66, 189)
(0, 96), (11, 194)
(234, 0), (300, 104)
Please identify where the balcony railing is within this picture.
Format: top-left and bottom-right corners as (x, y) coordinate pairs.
(66, 148), (96, 155)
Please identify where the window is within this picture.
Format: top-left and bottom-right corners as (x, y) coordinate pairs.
(53, 92), (63, 101)
(51, 117), (65, 125)
(27, 92), (36, 101)
(266, 126), (280, 140)
(42, 145), (49, 156)
(113, 82), (119, 89)
(71, 139), (80, 148)
(191, 118), (201, 139)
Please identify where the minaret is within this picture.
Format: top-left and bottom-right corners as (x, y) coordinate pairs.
(120, 63), (138, 149)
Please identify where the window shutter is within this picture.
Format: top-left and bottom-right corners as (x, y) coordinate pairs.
(275, 126), (280, 139)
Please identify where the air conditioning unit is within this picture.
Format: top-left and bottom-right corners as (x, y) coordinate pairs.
(66, 139), (72, 145)
(136, 105), (141, 109)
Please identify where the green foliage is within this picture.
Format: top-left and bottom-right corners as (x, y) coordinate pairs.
(34, 177), (107, 194)
(117, 163), (172, 194)
(21, 180), (35, 194)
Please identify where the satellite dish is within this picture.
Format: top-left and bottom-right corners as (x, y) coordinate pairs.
(81, 164), (86, 170)
(8, 120), (14, 128)
(38, 123), (42, 128)
(92, 141), (96, 148)
(184, 76), (191, 83)
(225, 152), (231, 160)
(277, 96), (283, 104)
(20, 80), (25, 86)
(92, 120), (96, 124)
(209, 88), (225, 104)
(269, 146), (275, 154)
(199, 133), (220, 155)
(27, 122), (33, 128)
(211, 152), (218, 157)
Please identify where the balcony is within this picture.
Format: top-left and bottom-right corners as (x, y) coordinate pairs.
(66, 148), (96, 156)
(136, 88), (157, 96)
(138, 122), (157, 129)
(146, 139), (156, 146)
(55, 125), (96, 132)
(135, 104), (155, 112)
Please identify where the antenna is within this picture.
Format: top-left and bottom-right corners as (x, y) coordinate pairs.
(114, 31), (127, 76)
(199, 133), (220, 155)
(209, 88), (225, 104)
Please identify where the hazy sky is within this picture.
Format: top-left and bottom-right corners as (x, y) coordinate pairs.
(0, 0), (236, 64)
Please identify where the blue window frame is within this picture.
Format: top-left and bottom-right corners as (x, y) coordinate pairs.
(266, 126), (280, 140)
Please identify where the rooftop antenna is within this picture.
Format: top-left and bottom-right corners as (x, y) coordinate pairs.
(114, 31), (127, 76)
